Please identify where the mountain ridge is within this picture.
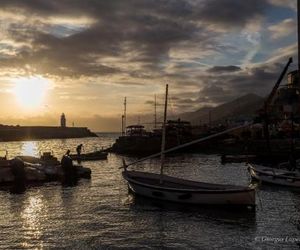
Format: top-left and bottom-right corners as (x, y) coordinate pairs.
(178, 93), (264, 125)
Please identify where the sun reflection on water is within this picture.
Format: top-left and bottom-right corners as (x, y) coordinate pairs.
(22, 141), (39, 157)
(21, 195), (47, 248)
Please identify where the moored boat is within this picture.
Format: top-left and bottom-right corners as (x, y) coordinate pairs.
(248, 164), (300, 188)
(0, 152), (91, 188)
(69, 150), (108, 161)
(123, 170), (256, 206)
(122, 84), (256, 208)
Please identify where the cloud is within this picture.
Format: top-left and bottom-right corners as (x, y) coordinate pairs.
(207, 65), (242, 73)
(197, 0), (270, 28)
(0, 0), (297, 123)
(268, 18), (296, 40)
(197, 60), (293, 106)
(0, 0), (276, 80)
(268, 0), (297, 10)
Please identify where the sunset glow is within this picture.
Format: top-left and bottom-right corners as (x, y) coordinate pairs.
(12, 76), (49, 109)
(0, 0), (298, 131)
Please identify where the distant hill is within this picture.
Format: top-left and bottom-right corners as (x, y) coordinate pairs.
(179, 93), (264, 125)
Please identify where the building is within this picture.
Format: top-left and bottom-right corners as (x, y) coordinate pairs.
(273, 70), (300, 120)
(60, 113), (66, 127)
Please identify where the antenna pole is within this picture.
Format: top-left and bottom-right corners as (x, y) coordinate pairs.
(160, 84), (168, 183)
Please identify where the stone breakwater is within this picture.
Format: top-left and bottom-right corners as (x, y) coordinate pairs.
(0, 125), (97, 141)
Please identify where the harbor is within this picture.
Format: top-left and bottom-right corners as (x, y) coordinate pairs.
(1, 75), (300, 247)
(1, 0), (300, 249)
(0, 135), (299, 249)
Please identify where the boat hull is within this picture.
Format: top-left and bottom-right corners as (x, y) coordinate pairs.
(69, 152), (108, 161)
(221, 155), (257, 164)
(123, 171), (255, 206)
(248, 164), (300, 188)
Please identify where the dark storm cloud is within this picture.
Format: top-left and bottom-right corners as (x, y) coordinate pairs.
(198, 63), (285, 105)
(197, 0), (270, 27)
(207, 65), (242, 73)
(0, 0), (117, 17)
(0, 0), (273, 78)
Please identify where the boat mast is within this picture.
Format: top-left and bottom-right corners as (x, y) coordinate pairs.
(124, 97), (127, 135)
(154, 94), (157, 129)
(160, 84), (168, 183)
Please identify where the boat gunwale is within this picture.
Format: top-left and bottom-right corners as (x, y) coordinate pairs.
(123, 171), (255, 194)
(69, 151), (108, 160)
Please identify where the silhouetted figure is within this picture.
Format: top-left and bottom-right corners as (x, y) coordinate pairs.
(76, 144), (83, 156)
(61, 150), (77, 186)
(10, 158), (26, 193)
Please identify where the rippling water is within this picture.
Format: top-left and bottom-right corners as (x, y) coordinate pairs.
(0, 133), (299, 249)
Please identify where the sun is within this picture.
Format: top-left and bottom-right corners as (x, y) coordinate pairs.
(12, 76), (49, 109)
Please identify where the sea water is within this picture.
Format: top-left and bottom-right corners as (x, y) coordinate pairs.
(0, 133), (299, 249)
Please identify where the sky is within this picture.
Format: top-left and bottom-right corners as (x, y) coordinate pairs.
(0, 0), (298, 131)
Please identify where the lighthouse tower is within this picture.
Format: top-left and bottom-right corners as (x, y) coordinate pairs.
(60, 113), (66, 128)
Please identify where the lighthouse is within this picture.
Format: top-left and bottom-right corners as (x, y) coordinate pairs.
(60, 113), (66, 127)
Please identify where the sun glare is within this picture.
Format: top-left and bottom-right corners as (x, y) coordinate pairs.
(13, 76), (49, 109)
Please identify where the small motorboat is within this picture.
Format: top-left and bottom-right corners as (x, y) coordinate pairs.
(0, 151), (92, 190)
(0, 158), (46, 185)
(15, 152), (91, 181)
(16, 152), (60, 167)
(69, 150), (108, 161)
(248, 164), (300, 188)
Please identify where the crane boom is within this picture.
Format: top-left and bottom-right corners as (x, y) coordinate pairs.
(264, 57), (293, 112)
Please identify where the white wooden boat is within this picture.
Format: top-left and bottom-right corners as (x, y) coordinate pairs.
(122, 85), (256, 207)
(248, 164), (300, 188)
(123, 170), (255, 206)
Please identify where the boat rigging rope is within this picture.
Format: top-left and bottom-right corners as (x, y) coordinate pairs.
(122, 123), (253, 169)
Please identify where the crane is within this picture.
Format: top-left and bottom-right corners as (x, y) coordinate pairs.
(261, 57), (293, 151)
